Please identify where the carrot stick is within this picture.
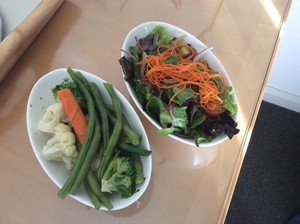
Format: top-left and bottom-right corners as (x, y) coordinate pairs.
(57, 88), (87, 144)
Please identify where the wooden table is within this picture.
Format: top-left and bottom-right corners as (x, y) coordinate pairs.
(0, 0), (291, 223)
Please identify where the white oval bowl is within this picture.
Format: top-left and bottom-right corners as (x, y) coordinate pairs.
(26, 68), (152, 210)
(121, 21), (238, 147)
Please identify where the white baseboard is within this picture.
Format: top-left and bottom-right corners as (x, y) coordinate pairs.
(263, 85), (300, 113)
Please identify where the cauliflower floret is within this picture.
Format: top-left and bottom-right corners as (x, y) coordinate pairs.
(38, 102), (68, 134)
(42, 123), (78, 170)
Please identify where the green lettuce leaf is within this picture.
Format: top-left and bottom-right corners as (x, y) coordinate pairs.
(190, 113), (207, 129)
(195, 135), (212, 146)
(149, 26), (173, 45)
(163, 54), (180, 65)
(159, 106), (188, 135)
(223, 87), (238, 116)
(172, 87), (194, 105)
(145, 96), (165, 120)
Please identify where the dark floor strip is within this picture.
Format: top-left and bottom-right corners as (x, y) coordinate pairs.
(225, 101), (300, 224)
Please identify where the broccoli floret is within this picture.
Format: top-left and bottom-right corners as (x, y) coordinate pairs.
(51, 78), (86, 113)
(101, 154), (136, 198)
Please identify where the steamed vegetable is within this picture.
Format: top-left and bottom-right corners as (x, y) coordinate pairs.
(119, 26), (239, 145)
(41, 123), (78, 170)
(37, 101), (67, 134)
(38, 102), (78, 170)
(86, 170), (113, 210)
(89, 82), (110, 152)
(52, 78), (86, 113)
(96, 83), (123, 181)
(105, 104), (141, 145)
(132, 153), (145, 184)
(58, 69), (99, 199)
(57, 88), (87, 145)
(101, 153), (136, 198)
(38, 68), (151, 210)
(118, 142), (152, 156)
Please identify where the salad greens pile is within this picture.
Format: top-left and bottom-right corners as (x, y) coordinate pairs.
(119, 26), (239, 146)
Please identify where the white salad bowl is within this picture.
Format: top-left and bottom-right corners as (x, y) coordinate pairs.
(26, 68), (152, 210)
(121, 21), (238, 147)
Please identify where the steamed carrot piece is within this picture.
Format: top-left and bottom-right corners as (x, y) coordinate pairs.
(57, 88), (87, 144)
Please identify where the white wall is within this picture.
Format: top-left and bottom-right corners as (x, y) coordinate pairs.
(264, 0), (300, 113)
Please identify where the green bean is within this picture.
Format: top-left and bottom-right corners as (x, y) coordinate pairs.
(105, 104), (140, 145)
(132, 153), (145, 185)
(67, 70), (102, 194)
(86, 170), (113, 210)
(102, 151), (119, 181)
(84, 180), (101, 209)
(118, 142), (151, 156)
(75, 139), (103, 210)
(74, 70), (92, 92)
(96, 83), (123, 180)
(75, 71), (110, 152)
(58, 69), (97, 199)
(68, 114), (101, 194)
(89, 82), (110, 151)
(118, 134), (134, 145)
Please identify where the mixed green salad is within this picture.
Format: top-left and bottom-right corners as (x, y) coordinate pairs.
(119, 26), (239, 146)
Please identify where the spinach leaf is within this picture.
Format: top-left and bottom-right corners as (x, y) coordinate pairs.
(190, 113), (207, 129)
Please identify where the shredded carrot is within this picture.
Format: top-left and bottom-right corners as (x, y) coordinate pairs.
(140, 35), (227, 113)
(57, 88), (87, 144)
